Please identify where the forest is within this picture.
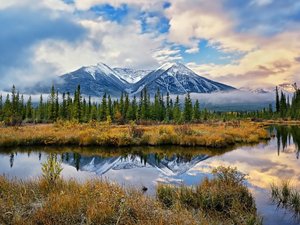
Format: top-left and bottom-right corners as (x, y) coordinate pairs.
(0, 84), (299, 126)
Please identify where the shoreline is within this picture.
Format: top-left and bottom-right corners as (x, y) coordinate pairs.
(0, 121), (270, 148)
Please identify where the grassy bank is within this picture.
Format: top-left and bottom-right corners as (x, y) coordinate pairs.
(0, 121), (269, 148)
(0, 166), (262, 225)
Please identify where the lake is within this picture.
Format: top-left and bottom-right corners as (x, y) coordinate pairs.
(0, 125), (299, 225)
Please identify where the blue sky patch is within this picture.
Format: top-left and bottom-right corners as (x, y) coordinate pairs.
(90, 4), (129, 23)
(181, 40), (243, 65)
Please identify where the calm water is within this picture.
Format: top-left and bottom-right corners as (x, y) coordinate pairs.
(0, 126), (299, 225)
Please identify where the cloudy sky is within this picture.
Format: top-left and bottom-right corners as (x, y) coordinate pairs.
(0, 0), (300, 89)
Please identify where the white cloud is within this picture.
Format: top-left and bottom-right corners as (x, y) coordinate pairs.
(185, 47), (199, 54)
(187, 31), (300, 88)
(0, 0), (74, 11)
(33, 17), (168, 73)
(165, 0), (258, 52)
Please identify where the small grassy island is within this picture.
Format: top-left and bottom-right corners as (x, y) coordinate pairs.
(0, 121), (269, 148)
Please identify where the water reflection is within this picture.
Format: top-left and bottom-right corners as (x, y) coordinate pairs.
(274, 125), (300, 159)
(61, 152), (210, 176)
(0, 126), (299, 225)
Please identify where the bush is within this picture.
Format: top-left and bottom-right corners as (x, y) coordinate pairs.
(41, 154), (63, 186)
(157, 166), (261, 225)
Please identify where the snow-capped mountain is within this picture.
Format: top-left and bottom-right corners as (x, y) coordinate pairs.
(240, 83), (297, 95)
(131, 62), (235, 95)
(55, 63), (128, 96)
(63, 153), (210, 176)
(239, 87), (270, 94)
(32, 62), (236, 96)
(113, 68), (151, 83)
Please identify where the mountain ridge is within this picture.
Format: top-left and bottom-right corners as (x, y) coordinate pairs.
(32, 62), (236, 96)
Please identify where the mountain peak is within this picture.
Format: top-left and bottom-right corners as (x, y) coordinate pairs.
(83, 62), (116, 80)
(157, 62), (189, 72)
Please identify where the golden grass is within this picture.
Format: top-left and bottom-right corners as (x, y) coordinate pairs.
(0, 167), (262, 225)
(0, 121), (269, 148)
(157, 167), (262, 225)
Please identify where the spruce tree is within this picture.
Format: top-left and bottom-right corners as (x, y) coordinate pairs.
(26, 96), (33, 121)
(275, 86), (280, 113)
(184, 93), (193, 122)
(38, 95), (44, 122)
(280, 91), (287, 118)
(124, 94), (130, 121)
(107, 95), (113, 119)
(173, 96), (181, 123)
(193, 99), (200, 121)
(120, 92), (124, 120)
(61, 93), (67, 120)
(165, 92), (170, 122)
(87, 96), (92, 121)
(66, 92), (72, 120)
(100, 93), (107, 121)
(73, 85), (82, 121)
(55, 91), (59, 120)
(48, 85), (56, 121)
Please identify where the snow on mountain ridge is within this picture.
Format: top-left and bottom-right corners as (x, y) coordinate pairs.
(131, 62), (235, 95)
(63, 154), (210, 177)
(113, 68), (151, 83)
(32, 61), (236, 97)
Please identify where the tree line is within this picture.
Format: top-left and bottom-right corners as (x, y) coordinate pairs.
(274, 85), (300, 119)
(0, 85), (205, 125)
(0, 84), (299, 126)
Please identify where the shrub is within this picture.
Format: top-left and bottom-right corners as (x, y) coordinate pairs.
(41, 154), (63, 186)
(156, 166), (261, 225)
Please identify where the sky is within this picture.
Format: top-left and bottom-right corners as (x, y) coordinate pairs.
(0, 0), (300, 90)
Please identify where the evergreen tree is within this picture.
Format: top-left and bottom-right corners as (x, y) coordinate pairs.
(173, 96), (181, 123)
(38, 95), (44, 122)
(120, 92), (124, 120)
(280, 91), (287, 117)
(73, 85), (82, 121)
(100, 93), (107, 121)
(141, 88), (149, 120)
(55, 91), (59, 120)
(107, 95), (113, 119)
(60, 93), (67, 120)
(275, 86), (280, 113)
(183, 93), (193, 122)
(20, 95), (25, 120)
(48, 85), (56, 121)
(165, 92), (170, 122)
(10, 86), (22, 125)
(87, 96), (92, 121)
(66, 92), (72, 120)
(193, 99), (200, 121)
(26, 96), (33, 120)
(124, 94), (130, 121)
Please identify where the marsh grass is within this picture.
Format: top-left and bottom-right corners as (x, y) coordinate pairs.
(271, 181), (300, 217)
(0, 121), (269, 148)
(0, 166), (262, 225)
(157, 166), (262, 225)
